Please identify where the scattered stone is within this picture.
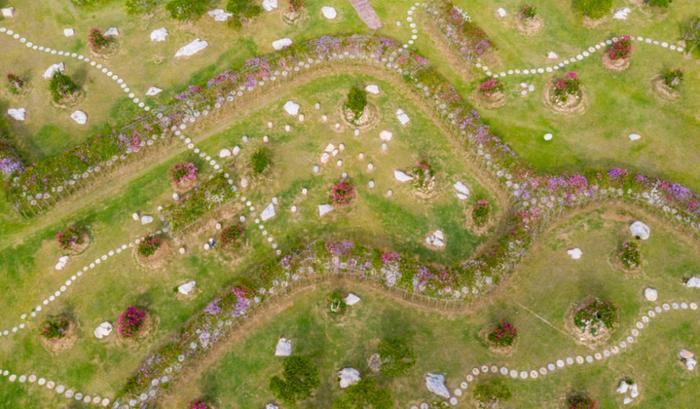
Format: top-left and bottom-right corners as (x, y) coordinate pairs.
(283, 100), (300, 116)
(94, 322), (113, 339)
(547, 51), (559, 60)
(365, 84), (380, 95)
(175, 39), (208, 58)
(613, 7), (631, 20)
(496, 7), (507, 18)
(379, 130), (393, 141)
(368, 353), (382, 373)
(262, 0), (278, 11)
(43, 62), (65, 79)
(275, 338), (292, 357)
(1, 7), (14, 18)
(131, 212), (140, 221)
(567, 248), (583, 260)
(177, 281), (196, 295)
(261, 203), (276, 221)
(103, 27), (119, 37)
(368, 180), (375, 189)
(344, 293), (361, 305)
(55, 256), (70, 271)
(685, 277), (700, 288)
(265, 404), (279, 409)
(643, 288), (658, 302)
(616, 380), (630, 394)
(146, 87), (162, 96)
(172, 192), (180, 201)
(178, 247), (186, 255)
(338, 368), (361, 389)
(544, 133), (553, 141)
(140, 215), (154, 225)
(679, 349), (696, 371)
(7, 108), (26, 122)
(150, 28), (168, 42)
(394, 170), (413, 183)
(63, 28), (75, 38)
(425, 373), (450, 399)
(453, 181), (470, 200)
(318, 204), (334, 217)
(425, 230), (446, 249)
(272, 38), (293, 50)
(395, 108), (410, 125)
(628, 133), (641, 141)
(219, 148), (232, 158)
(629, 221), (650, 240)
(321, 6), (337, 19)
(232, 146), (241, 156)
(70, 111), (88, 125)
(208, 9), (233, 22)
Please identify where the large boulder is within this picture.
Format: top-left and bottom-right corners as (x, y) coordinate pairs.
(178, 280), (196, 295)
(1, 7), (14, 18)
(685, 277), (700, 288)
(43, 63), (65, 79)
(175, 39), (208, 58)
(150, 28), (168, 42)
(7, 108), (26, 121)
(275, 337), (292, 357)
(629, 221), (650, 240)
(262, 0), (278, 11)
(567, 248), (583, 260)
(94, 322), (113, 339)
(394, 170), (413, 183)
(395, 108), (410, 125)
(208, 9), (233, 22)
(338, 368), (361, 389)
(261, 203), (276, 221)
(283, 100), (300, 116)
(272, 38), (293, 50)
(425, 373), (450, 399)
(643, 287), (658, 302)
(318, 204), (334, 217)
(453, 181), (470, 200)
(344, 293), (361, 306)
(425, 230), (446, 249)
(146, 87), (162, 96)
(104, 27), (119, 37)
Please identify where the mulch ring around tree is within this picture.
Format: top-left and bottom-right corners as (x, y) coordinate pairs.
(464, 206), (494, 236)
(565, 297), (619, 348)
(607, 248), (642, 277)
(133, 239), (171, 270)
(50, 89), (85, 109)
(66, 232), (91, 255)
(651, 76), (680, 101)
(479, 326), (516, 356)
(515, 15), (543, 36)
(111, 315), (157, 349)
(39, 320), (78, 354)
(337, 101), (379, 130)
(473, 90), (507, 109)
(543, 84), (587, 115)
(602, 53), (631, 72)
(282, 8), (308, 25)
(89, 42), (120, 59)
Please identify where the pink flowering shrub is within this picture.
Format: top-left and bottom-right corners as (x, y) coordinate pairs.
(190, 399), (209, 409)
(171, 162), (198, 185)
(56, 223), (89, 249)
(487, 320), (518, 347)
(117, 306), (147, 337)
(478, 78), (503, 95)
(551, 71), (581, 102)
(607, 35), (632, 60)
(330, 179), (355, 206)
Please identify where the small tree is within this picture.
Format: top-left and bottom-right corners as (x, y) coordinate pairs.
(269, 356), (320, 404)
(41, 314), (71, 339)
(327, 289), (347, 315)
(618, 240), (641, 269)
(226, 0), (263, 27)
(49, 72), (80, 103)
(250, 147), (271, 175)
(166, 0), (209, 21)
(345, 85), (368, 119)
(88, 28), (115, 51)
(289, 0), (305, 12)
(519, 4), (537, 19)
(681, 16), (700, 57)
(472, 199), (491, 227)
(572, 0), (612, 19)
(378, 337), (415, 377)
(6, 73), (25, 95)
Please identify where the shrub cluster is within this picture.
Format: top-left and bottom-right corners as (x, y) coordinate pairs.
(41, 314), (70, 339)
(345, 85), (368, 119)
(49, 72), (80, 103)
(472, 199), (491, 227)
(573, 299), (616, 335)
(117, 306), (147, 337)
(660, 68), (683, 89)
(226, 0), (263, 28)
(251, 147), (271, 175)
(551, 71), (581, 103)
(138, 234), (163, 257)
(378, 337), (416, 377)
(55, 223), (89, 250)
(330, 178), (355, 206)
(619, 240), (641, 269)
(487, 320), (517, 347)
(572, 0), (612, 19)
(269, 356), (320, 404)
(473, 378), (512, 404)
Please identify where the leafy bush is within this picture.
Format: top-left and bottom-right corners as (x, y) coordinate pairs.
(6, 73), (25, 95)
(411, 160), (435, 191)
(126, 0), (160, 14)
(551, 71), (581, 103)
(519, 4), (537, 19)
(487, 320), (518, 347)
(171, 162), (198, 184)
(138, 234), (163, 257)
(117, 306), (147, 337)
(332, 377), (392, 409)
(572, 0), (612, 19)
(574, 299), (617, 335)
(378, 337), (416, 377)
(41, 314), (70, 339)
(680, 17), (700, 57)
(473, 378), (512, 404)
(226, 0), (263, 27)
(567, 393), (598, 409)
(49, 72), (80, 103)
(345, 85), (368, 119)
(56, 223), (89, 249)
(330, 178), (355, 206)
(251, 147), (271, 175)
(269, 356), (320, 404)
(166, 0), (209, 21)
(472, 199), (491, 227)
(660, 68), (683, 89)
(327, 289), (347, 315)
(618, 240), (641, 269)
(607, 35), (632, 60)
(219, 223), (245, 248)
(88, 28), (115, 51)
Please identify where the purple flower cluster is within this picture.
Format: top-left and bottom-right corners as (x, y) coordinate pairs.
(204, 300), (222, 316)
(0, 157), (23, 176)
(325, 240), (354, 256)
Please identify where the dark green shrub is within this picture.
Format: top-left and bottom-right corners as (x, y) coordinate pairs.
(681, 16), (700, 57)
(618, 240), (641, 269)
(226, 0), (263, 28)
(519, 4), (537, 18)
(572, 0), (612, 19)
(473, 378), (512, 404)
(660, 67), (683, 89)
(269, 356), (320, 404)
(487, 320), (518, 347)
(41, 314), (70, 339)
(573, 298), (617, 335)
(126, 0), (160, 14)
(472, 199), (491, 227)
(567, 393), (598, 409)
(220, 223), (245, 248)
(332, 377), (392, 409)
(250, 147), (271, 175)
(378, 337), (415, 377)
(345, 85), (368, 119)
(49, 72), (80, 103)
(166, 0), (209, 21)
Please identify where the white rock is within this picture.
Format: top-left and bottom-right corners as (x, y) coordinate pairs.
(547, 51), (559, 60)
(630, 384), (639, 398)
(629, 221), (650, 240)
(365, 84), (380, 95)
(544, 133), (553, 141)
(686, 357), (697, 371)
(219, 148), (231, 158)
(94, 322), (113, 339)
(394, 170), (414, 183)
(628, 133), (641, 141)
(54, 256), (70, 271)
(131, 212), (140, 221)
(320, 152), (330, 164)
(338, 368), (361, 389)
(344, 293), (361, 306)
(140, 215), (154, 225)
(379, 130), (393, 141)
(208, 8), (233, 22)
(613, 7), (631, 20)
(103, 27), (119, 37)
(70, 111), (88, 125)
(262, 0), (278, 11)
(644, 287), (658, 302)
(453, 181), (470, 200)
(43, 63), (65, 79)
(150, 28), (168, 42)
(679, 349), (695, 360)
(232, 146), (241, 156)
(318, 204), (334, 217)
(63, 28), (75, 37)
(623, 397), (633, 405)
(324, 143), (336, 153)
(275, 337), (292, 357)
(567, 248), (583, 260)
(1, 7), (14, 18)
(146, 87), (162, 96)
(321, 6), (337, 19)
(7, 108), (26, 121)
(261, 203), (276, 221)
(283, 100), (300, 116)
(272, 38), (293, 51)
(175, 39), (208, 58)
(685, 277), (700, 288)
(425, 230), (446, 249)
(616, 380), (629, 394)
(425, 373), (450, 399)
(265, 404), (279, 409)
(496, 7), (507, 18)
(396, 109), (410, 125)
(177, 280), (196, 295)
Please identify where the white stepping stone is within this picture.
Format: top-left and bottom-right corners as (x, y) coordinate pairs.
(544, 133), (553, 141)
(567, 248), (583, 260)
(321, 6), (337, 20)
(70, 111), (88, 125)
(63, 28), (75, 37)
(644, 288), (658, 302)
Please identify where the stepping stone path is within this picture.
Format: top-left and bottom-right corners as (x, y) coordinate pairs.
(349, 0), (382, 30)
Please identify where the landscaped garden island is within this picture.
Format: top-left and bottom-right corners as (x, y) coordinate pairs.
(0, 0), (699, 408)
